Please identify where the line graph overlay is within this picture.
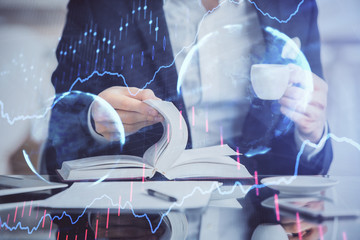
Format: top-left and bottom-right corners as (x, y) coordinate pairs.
(246, 0), (304, 24)
(0, 0), (305, 125)
(1, 133), (360, 235)
(0, 0), (347, 236)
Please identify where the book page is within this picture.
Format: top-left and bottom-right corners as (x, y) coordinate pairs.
(62, 155), (147, 170)
(171, 155), (239, 169)
(165, 160), (252, 180)
(143, 100), (188, 173)
(164, 144), (252, 179)
(60, 167), (155, 181)
(172, 144), (238, 167)
(58, 155), (153, 181)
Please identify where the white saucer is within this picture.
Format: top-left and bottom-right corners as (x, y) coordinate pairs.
(261, 176), (338, 196)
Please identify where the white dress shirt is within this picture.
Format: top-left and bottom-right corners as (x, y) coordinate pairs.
(164, 0), (263, 148)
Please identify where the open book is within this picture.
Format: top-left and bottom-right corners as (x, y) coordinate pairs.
(57, 100), (251, 181)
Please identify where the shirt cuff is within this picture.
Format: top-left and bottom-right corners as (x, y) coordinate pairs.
(294, 122), (328, 161)
(87, 101), (111, 143)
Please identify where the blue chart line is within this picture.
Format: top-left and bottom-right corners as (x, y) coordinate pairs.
(2, 132), (360, 235)
(0, 0), (305, 125)
(246, 0), (304, 24)
(0, 100), (52, 125)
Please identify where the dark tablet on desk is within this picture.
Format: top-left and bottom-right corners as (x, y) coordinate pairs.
(0, 175), (67, 197)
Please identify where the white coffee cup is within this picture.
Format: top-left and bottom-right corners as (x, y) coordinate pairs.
(251, 223), (288, 240)
(250, 64), (291, 100)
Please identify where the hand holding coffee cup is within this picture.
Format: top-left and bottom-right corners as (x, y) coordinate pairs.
(251, 63), (328, 144)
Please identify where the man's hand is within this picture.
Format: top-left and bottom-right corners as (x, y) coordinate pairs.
(92, 86), (164, 141)
(279, 64), (328, 143)
(282, 220), (327, 240)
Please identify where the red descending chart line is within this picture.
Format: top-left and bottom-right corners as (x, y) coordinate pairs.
(343, 232), (347, 240)
(142, 163), (146, 183)
(29, 200), (33, 217)
(21, 201), (25, 218)
(274, 194), (280, 221)
(13, 206), (18, 223)
(49, 220), (53, 239)
(106, 208), (110, 229)
(254, 171), (259, 196)
(220, 126), (223, 146)
(296, 212), (302, 240)
(318, 224), (324, 240)
(42, 210), (46, 228)
(95, 219), (99, 239)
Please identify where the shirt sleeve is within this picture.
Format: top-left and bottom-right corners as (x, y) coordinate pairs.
(87, 101), (111, 143)
(294, 122), (329, 161)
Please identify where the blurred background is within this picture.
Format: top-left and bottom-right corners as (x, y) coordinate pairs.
(0, 0), (359, 175)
